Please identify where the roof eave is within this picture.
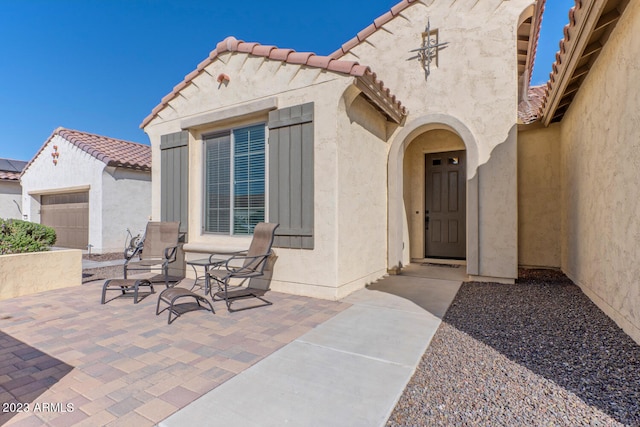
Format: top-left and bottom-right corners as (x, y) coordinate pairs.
(541, 0), (611, 126)
(353, 75), (407, 124)
(141, 36), (407, 129)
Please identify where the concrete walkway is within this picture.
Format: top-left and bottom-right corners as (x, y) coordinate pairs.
(160, 264), (464, 427)
(81, 258), (125, 269)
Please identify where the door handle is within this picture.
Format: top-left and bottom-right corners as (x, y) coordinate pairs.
(425, 210), (429, 230)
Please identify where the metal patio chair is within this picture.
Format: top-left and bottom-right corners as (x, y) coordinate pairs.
(155, 222), (278, 323)
(123, 221), (181, 288)
(209, 222), (279, 312)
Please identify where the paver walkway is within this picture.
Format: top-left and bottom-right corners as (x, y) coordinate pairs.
(0, 279), (348, 426)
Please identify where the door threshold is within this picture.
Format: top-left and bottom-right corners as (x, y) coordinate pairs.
(413, 258), (467, 266)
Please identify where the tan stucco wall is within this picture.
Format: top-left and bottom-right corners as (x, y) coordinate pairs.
(144, 0), (534, 294)
(403, 129), (465, 259)
(517, 123), (561, 268)
(341, 0), (532, 280)
(0, 249), (82, 301)
(559, 0), (640, 343)
(145, 53), (385, 300)
(335, 88), (389, 297)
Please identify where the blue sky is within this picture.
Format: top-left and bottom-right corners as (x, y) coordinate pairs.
(0, 0), (574, 162)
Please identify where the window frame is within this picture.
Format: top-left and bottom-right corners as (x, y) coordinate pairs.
(201, 122), (268, 236)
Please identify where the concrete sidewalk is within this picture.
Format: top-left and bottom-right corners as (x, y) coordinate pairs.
(160, 264), (464, 427)
(82, 258), (125, 269)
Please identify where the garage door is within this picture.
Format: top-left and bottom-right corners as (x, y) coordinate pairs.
(40, 192), (89, 250)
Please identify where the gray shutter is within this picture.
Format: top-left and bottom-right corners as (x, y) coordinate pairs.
(160, 131), (189, 235)
(268, 103), (314, 249)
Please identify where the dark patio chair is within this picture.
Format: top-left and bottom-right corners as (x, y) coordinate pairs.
(123, 221), (182, 288)
(155, 222), (278, 323)
(209, 222), (279, 312)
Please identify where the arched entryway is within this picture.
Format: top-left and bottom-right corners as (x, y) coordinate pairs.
(388, 114), (479, 275)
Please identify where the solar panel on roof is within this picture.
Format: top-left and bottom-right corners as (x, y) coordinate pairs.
(0, 158), (27, 173)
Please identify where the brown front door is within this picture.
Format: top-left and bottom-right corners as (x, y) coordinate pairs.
(425, 151), (466, 259)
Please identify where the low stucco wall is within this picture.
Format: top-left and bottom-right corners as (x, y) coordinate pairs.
(0, 249), (82, 301)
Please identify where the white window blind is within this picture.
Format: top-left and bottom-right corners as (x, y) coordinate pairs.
(204, 124), (265, 235)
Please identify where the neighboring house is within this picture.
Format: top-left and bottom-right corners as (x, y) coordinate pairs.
(21, 127), (151, 253)
(141, 0), (640, 344)
(0, 158), (27, 219)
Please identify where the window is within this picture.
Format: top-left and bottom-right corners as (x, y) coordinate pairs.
(204, 124), (265, 235)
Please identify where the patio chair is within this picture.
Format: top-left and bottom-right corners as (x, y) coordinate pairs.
(123, 221), (181, 288)
(155, 222), (278, 322)
(209, 222), (279, 312)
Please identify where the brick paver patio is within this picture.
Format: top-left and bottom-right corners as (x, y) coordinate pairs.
(0, 279), (349, 426)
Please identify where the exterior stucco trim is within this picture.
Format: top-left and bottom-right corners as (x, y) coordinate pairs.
(388, 114), (479, 275)
(27, 185), (91, 196)
(180, 97), (278, 130)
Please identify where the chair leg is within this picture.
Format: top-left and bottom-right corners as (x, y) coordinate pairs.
(156, 288), (215, 324)
(133, 281), (139, 304)
(167, 294), (215, 324)
(155, 291), (164, 315)
(101, 280), (111, 304)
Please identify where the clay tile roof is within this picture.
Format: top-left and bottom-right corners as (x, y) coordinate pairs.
(0, 158), (27, 181)
(330, 0), (420, 59)
(518, 85), (546, 124)
(22, 127), (151, 177)
(538, 0), (627, 124)
(140, 36), (407, 128)
(528, 0), (547, 86)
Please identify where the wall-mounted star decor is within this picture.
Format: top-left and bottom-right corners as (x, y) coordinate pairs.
(409, 19), (449, 81)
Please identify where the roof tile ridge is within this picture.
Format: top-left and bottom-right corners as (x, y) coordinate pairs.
(268, 48), (295, 61)
(330, 0), (418, 59)
(56, 127), (144, 147)
(140, 35), (403, 128)
(538, 0), (582, 116)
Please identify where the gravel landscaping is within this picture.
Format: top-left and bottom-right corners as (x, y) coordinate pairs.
(388, 269), (640, 427)
(82, 252), (125, 283)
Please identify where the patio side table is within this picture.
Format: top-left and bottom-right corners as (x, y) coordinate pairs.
(186, 257), (226, 295)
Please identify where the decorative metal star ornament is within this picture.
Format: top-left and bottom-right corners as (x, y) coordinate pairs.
(409, 19), (449, 81)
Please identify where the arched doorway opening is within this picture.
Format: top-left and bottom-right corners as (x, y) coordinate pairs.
(404, 129), (466, 260)
(387, 114), (479, 275)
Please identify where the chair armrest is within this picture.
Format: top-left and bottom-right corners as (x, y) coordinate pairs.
(123, 246), (142, 264)
(164, 245), (179, 263)
(208, 250), (247, 264)
(223, 252), (270, 277)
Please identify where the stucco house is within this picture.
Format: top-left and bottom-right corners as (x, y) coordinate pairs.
(141, 0), (639, 344)
(0, 158), (27, 220)
(21, 127), (152, 253)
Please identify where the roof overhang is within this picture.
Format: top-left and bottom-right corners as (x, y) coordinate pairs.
(141, 36), (407, 129)
(353, 74), (407, 124)
(540, 0), (629, 125)
(518, 2), (546, 103)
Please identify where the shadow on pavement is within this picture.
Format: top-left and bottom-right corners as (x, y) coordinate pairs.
(0, 330), (73, 425)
